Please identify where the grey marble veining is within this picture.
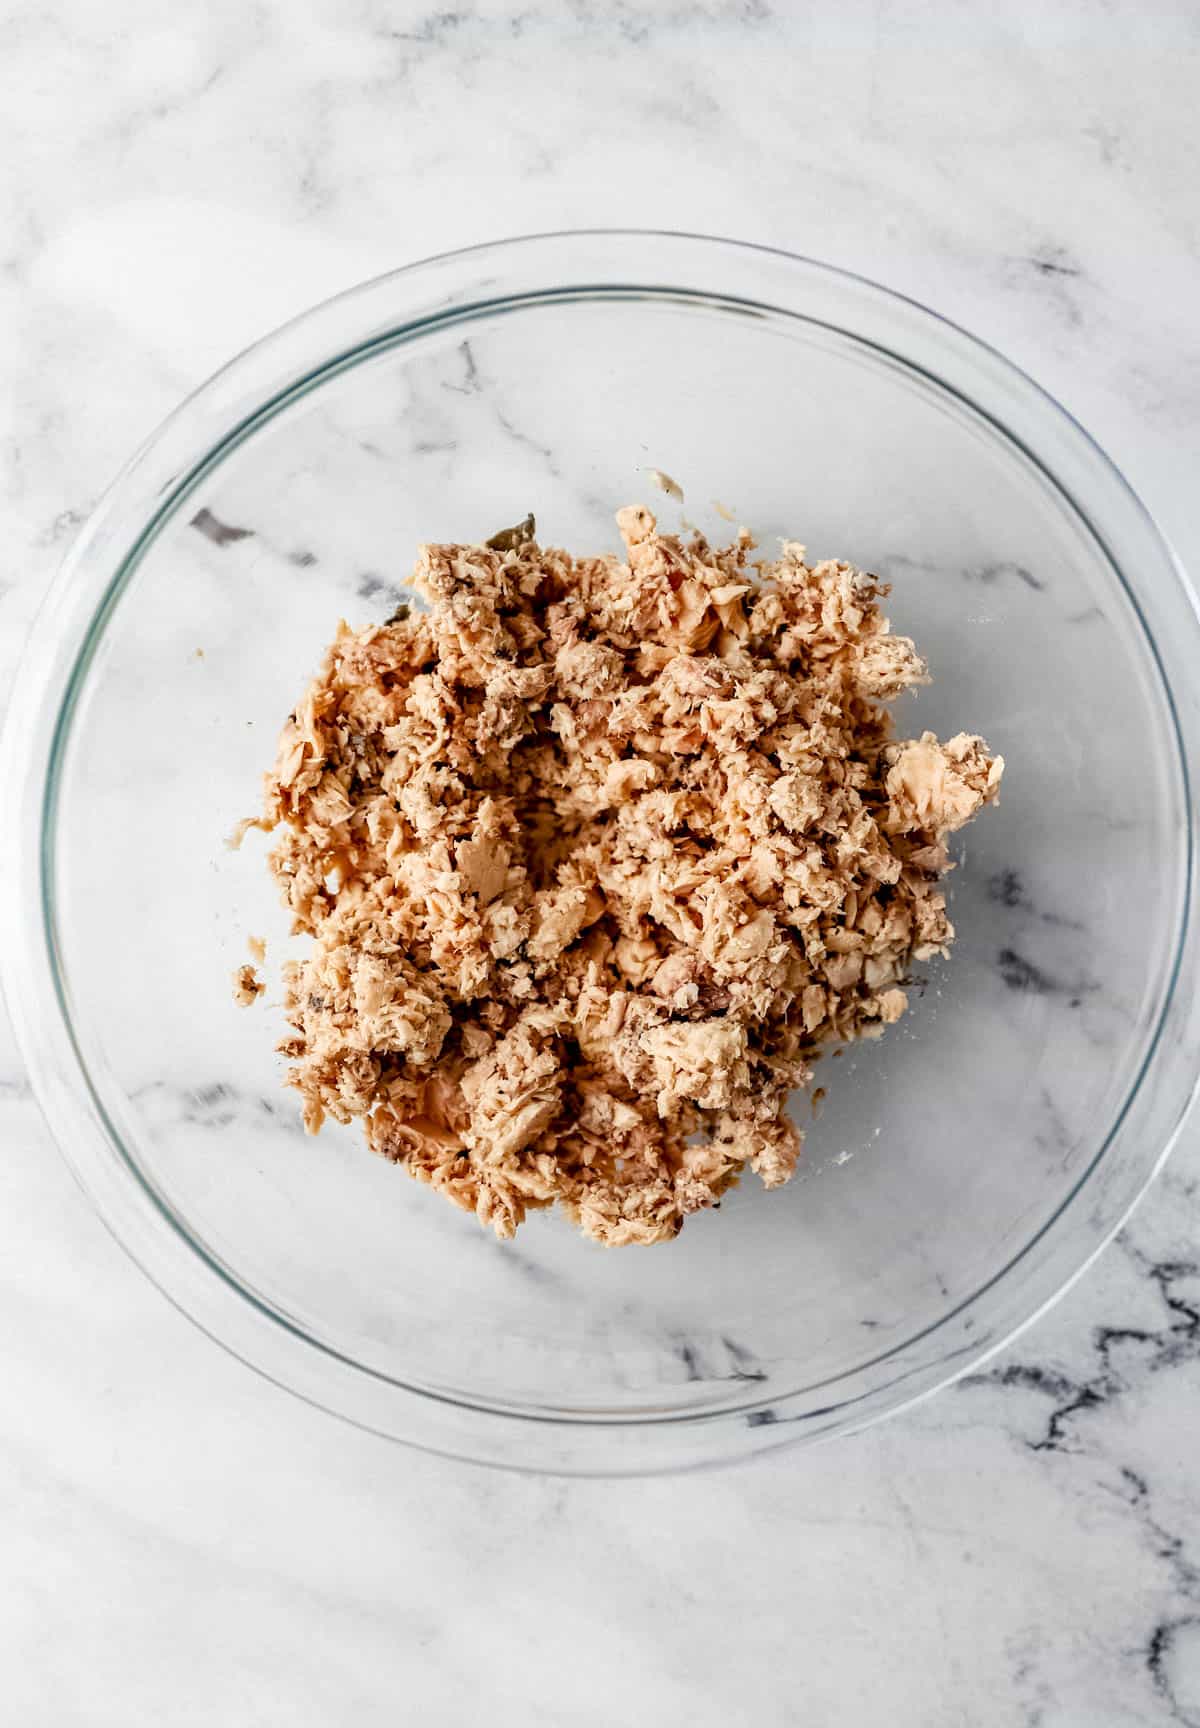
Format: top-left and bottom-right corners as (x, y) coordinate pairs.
(2, 3), (1200, 1725)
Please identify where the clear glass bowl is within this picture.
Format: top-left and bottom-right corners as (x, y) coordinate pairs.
(4, 232), (1199, 1473)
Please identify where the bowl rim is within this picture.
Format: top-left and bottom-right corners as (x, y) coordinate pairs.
(4, 228), (1199, 1473)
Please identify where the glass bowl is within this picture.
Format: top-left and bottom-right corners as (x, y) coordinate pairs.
(4, 232), (1199, 1474)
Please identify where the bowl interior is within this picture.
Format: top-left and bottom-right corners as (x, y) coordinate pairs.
(50, 286), (1185, 1420)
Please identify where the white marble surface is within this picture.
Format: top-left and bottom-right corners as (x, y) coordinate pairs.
(3, 3), (1200, 1722)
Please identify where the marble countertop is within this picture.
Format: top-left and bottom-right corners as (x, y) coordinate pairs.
(3, 4), (1200, 1723)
